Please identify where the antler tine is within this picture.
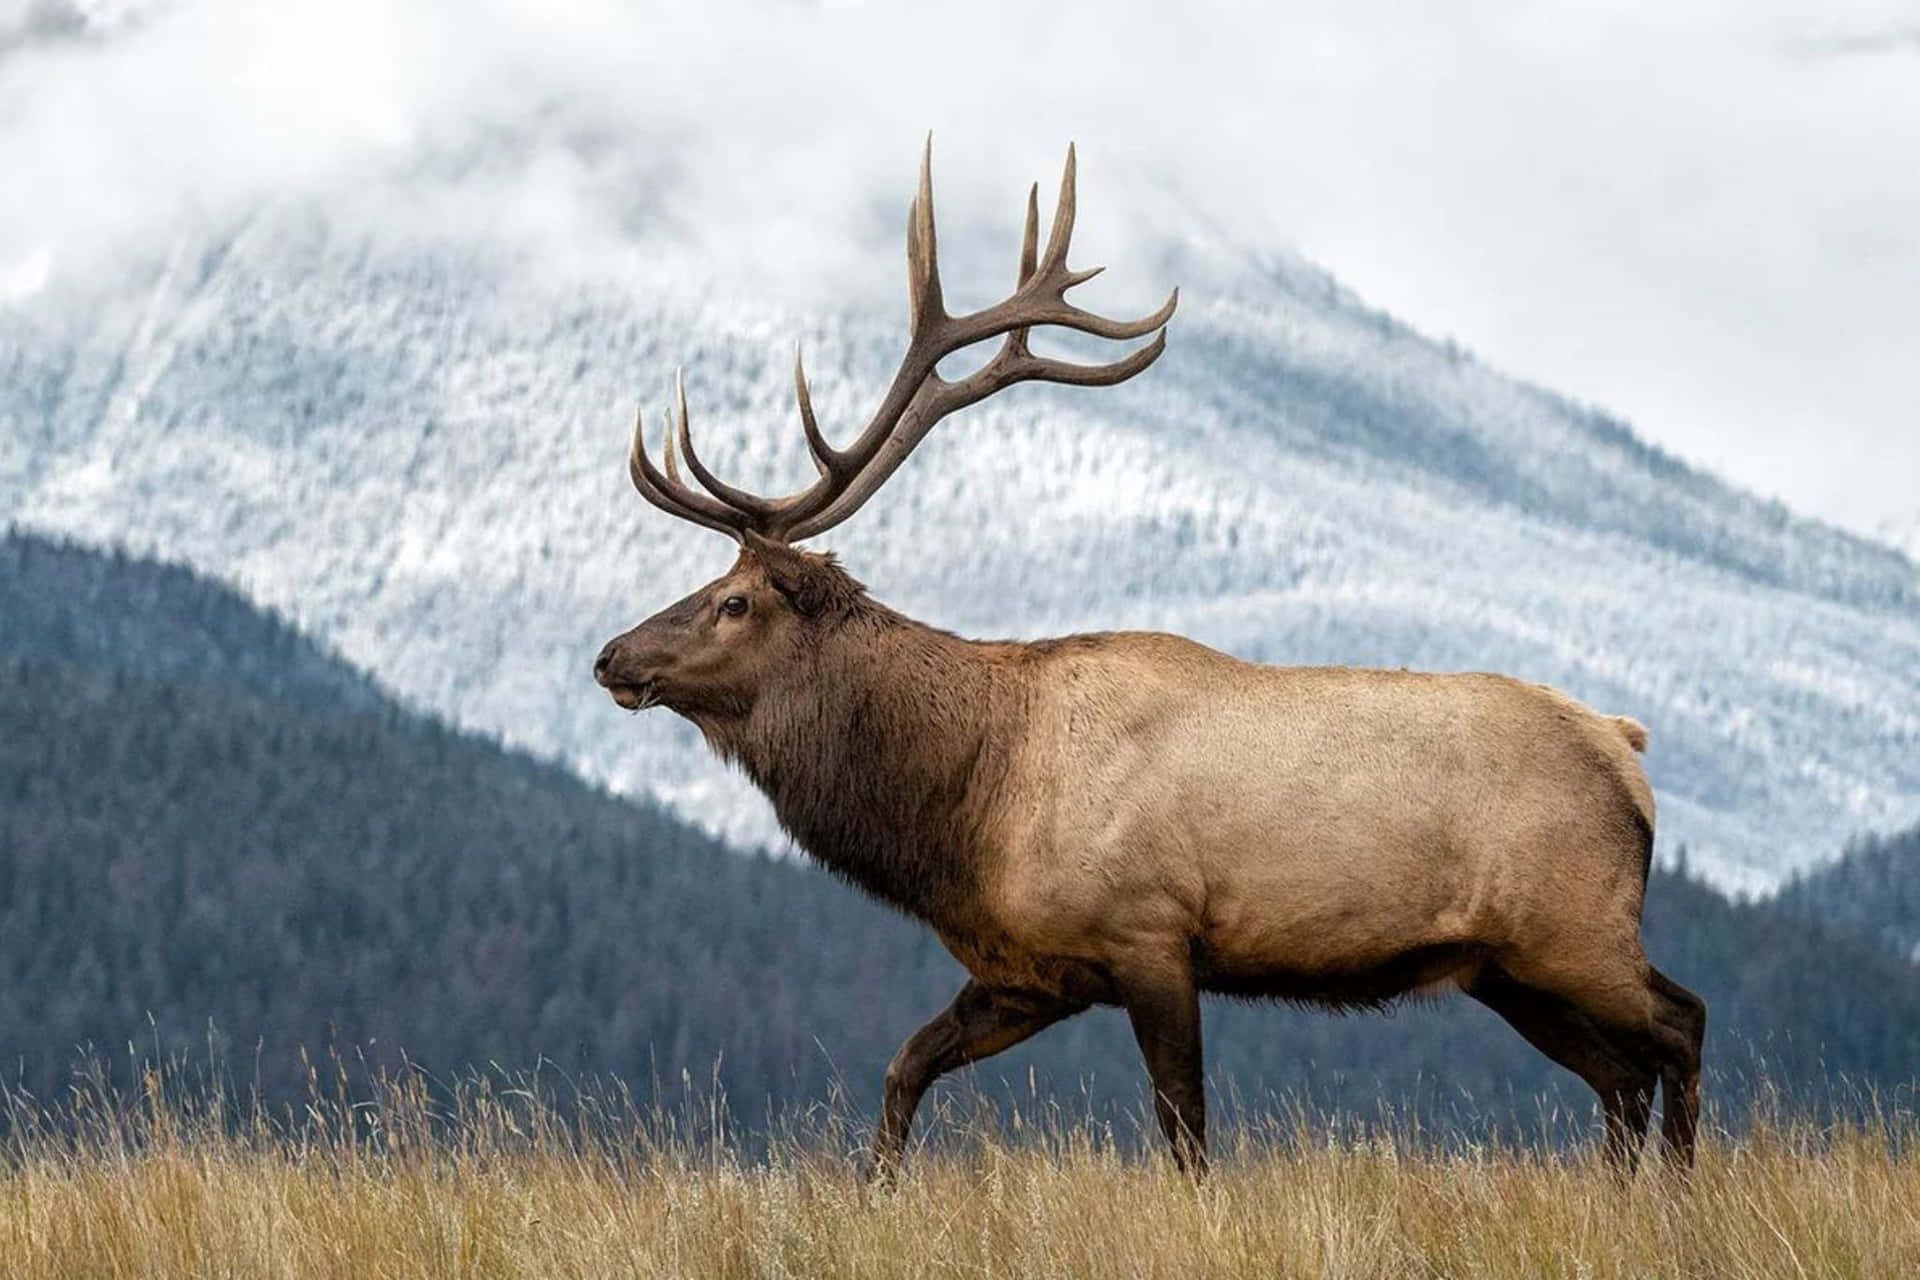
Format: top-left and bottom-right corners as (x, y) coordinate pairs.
(660, 399), (680, 483)
(993, 325), (1169, 389)
(1038, 143), (1076, 275)
(905, 135), (944, 337)
(905, 201), (923, 327)
(1037, 145), (1112, 290)
(1019, 182), (1040, 286)
(628, 406), (748, 541)
(1057, 284), (1180, 340)
(671, 370), (782, 518)
(1007, 183), (1041, 358)
(794, 347), (835, 478)
(668, 376), (691, 485)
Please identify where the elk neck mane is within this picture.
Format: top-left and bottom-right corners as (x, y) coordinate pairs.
(696, 555), (1018, 925)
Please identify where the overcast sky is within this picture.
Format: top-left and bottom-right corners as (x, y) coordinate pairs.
(3, 0), (1916, 540)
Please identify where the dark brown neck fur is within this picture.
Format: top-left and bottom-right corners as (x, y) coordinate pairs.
(695, 585), (1015, 926)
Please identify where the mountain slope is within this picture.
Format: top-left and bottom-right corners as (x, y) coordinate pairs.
(0, 529), (380, 712)
(1776, 822), (1920, 963)
(4, 531), (1918, 1137)
(2, 213), (1916, 890)
(0, 533), (966, 1121)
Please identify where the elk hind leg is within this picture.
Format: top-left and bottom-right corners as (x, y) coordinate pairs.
(869, 980), (1085, 1183)
(1501, 949), (1704, 1172)
(1648, 967), (1706, 1167)
(1467, 965), (1655, 1176)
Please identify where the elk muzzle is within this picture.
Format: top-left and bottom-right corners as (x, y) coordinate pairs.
(594, 633), (666, 711)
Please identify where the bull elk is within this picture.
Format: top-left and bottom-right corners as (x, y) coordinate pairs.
(594, 142), (1705, 1178)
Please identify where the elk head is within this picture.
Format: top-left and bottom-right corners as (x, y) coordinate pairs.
(594, 142), (1177, 721)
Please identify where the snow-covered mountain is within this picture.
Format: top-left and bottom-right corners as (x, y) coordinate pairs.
(3, 210), (1916, 893)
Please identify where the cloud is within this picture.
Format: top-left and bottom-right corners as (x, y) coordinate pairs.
(2, 0), (1916, 535)
(0, 242), (50, 300)
(1788, 24), (1920, 57)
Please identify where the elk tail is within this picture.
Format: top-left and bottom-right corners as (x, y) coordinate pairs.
(1610, 716), (1649, 753)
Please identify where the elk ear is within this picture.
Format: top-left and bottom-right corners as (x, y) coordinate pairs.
(741, 530), (836, 618)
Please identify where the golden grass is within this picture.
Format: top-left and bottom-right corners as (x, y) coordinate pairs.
(4, 1067), (1918, 1278)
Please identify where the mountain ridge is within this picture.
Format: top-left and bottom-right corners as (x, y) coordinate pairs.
(0, 527), (383, 713)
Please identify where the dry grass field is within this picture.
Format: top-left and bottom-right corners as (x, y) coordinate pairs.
(3, 1065), (1918, 1278)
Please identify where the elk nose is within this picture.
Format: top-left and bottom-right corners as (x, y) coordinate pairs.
(593, 642), (616, 683)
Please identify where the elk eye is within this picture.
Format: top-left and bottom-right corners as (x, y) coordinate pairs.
(720, 595), (749, 618)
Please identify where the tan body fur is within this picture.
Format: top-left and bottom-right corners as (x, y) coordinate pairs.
(983, 636), (1656, 1008)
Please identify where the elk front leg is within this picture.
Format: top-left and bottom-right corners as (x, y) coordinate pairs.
(870, 980), (1085, 1182)
(1118, 960), (1208, 1177)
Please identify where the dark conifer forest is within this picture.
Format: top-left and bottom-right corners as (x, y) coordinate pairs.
(1776, 826), (1920, 964)
(2, 530), (1916, 1140)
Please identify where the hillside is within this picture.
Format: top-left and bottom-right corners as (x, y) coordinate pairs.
(3, 209), (1915, 890)
(0, 529), (379, 713)
(1776, 823), (1920, 963)
(2, 532), (1917, 1139)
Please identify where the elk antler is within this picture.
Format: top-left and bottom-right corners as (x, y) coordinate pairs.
(629, 140), (1178, 543)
